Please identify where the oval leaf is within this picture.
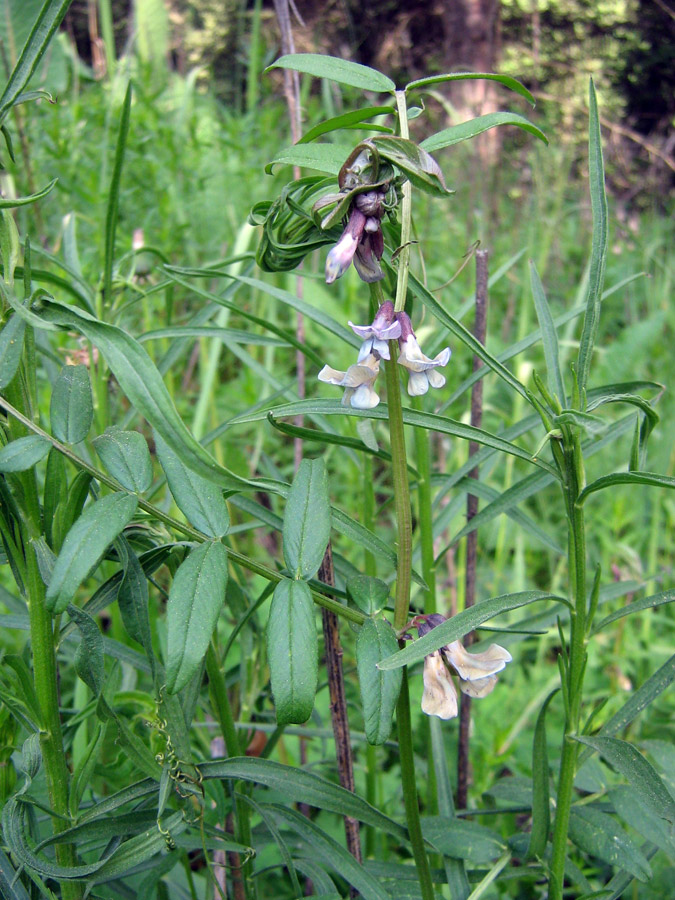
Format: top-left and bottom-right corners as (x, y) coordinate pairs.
(347, 576), (389, 615)
(45, 493), (138, 614)
(93, 428), (152, 493)
(569, 807), (651, 882)
(0, 313), (25, 388)
(422, 816), (506, 863)
(267, 579), (317, 724)
(0, 434), (50, 472)
(283, 458), (330, 580)
(50, 364), (93, 443)
(68, 604), (104, 695)
(165, 541), (229, 694)
(154, 431), (229, 537)
(267, 53), (395, 94)
(356, 618), (402, 744)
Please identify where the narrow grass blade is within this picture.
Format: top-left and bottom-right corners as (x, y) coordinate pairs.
(527, 689), (558, 859)
(103, 82), (132, 307)
(578, 471), (675, 504)
(576, 79), (609, 392)
(592, 589), (674, 632)
(529, 260), (565, 406)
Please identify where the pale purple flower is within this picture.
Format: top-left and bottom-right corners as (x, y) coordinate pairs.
(325, 208), (367, 284)
(318, 352), (381, 409)
(396, 312), (451, 396)
(349, 301), (401, 360)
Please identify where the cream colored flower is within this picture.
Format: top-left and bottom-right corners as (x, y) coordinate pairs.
(443, 641), (512, 699)
(318, 352), (381, 409)
(416, 614), (512, 719)
(421, 652), (458, 719)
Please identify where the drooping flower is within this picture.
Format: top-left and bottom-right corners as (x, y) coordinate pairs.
(318, 352), (381, 409)
(396, 312), (451, 396)
(416, 615), (512, 719)
(349, 301), (401, 360)
(325, 208), (367, 284)
(421, 651), (459, 719)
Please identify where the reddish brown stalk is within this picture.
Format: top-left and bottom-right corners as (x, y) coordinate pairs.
(319, 543), (362, 880)
(457, 249), (489, 809)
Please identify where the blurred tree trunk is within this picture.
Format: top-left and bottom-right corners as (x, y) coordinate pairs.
(441, 0), (501, 162)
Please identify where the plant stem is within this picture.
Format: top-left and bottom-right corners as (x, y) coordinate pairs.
(549, 435), (587, 898)
(381, 90), (434, 899)
(397, 669), (436, 900)
(318, 543), (362, 878)
(206, 642), (254, 900)
(457, 249), (489, 809)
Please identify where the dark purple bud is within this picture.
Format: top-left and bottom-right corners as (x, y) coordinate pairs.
(416, 613), (447, 637)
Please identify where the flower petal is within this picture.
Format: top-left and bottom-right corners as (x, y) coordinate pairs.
(444, 641), (512, 681)
(458, 674), (498, 698)
(421, 653), (458, 719)
(407, 370), (430, 396)
(318, 365), (348, 386)
(351, 383), (380, 409)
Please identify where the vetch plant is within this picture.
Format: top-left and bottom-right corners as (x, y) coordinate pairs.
(0, 15), (672, 900)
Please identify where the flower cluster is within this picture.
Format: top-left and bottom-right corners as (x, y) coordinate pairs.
(414, 614), (512, 720)
(318, 302), (451, 408)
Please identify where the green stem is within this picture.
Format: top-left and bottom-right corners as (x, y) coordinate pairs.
(25, 546), (83, 899)
(413, 397), (436, 614)
(206, 642), (254, 899)
(549, 436), (587, 899)
(397, 670), (436, 900)
(394, 90), (413, 313)
(384, 354), (412, 632)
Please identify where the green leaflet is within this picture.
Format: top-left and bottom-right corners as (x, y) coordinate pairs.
(568, 806), (651, 882)
(574, 735), (675, 823)
(356, 618), (402, 745)
(165, 541), (229, 694)
(50, 364), (93, 443)
(421, 817), (506, 864)
(45, 493), (138, 614)
(266, 53), (395, 93)
(283, 458), (331, 579)
(0, 313), (26, 388)
(0, 435), (50, 472)
(93, 427), (153, 493)
(154, 430), (230, 537)
(67, 604), (104, 695)
(421, 111), (547, 152)
(267, 579), (318, 724)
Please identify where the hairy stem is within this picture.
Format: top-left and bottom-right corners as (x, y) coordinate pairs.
(549, 436), (587, 898)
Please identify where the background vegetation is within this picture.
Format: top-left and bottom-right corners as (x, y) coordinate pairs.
(0, 1), (672, 898)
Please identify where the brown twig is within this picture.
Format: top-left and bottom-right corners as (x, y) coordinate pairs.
(457, 249), (488, 810)
(319, 542), (362, 883)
